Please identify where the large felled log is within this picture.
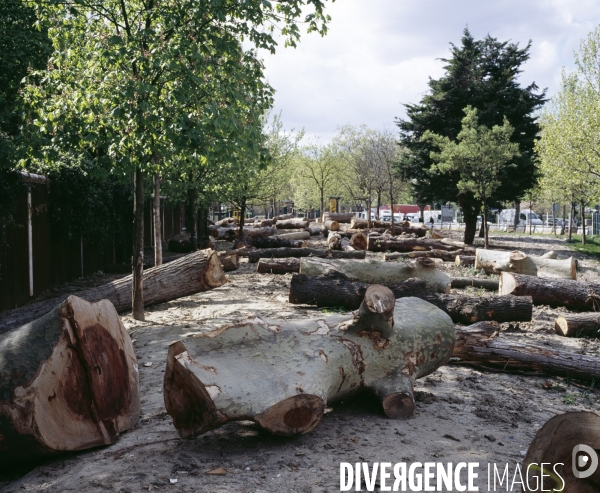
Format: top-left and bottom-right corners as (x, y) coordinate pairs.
(474, 249), (576, 280)
(210, 226), (276, 240)
(455, 255), (475, 267)
(274, 213), (294, 221)
(250, 237), (307, 249)
(324, 212), (354, 223)
(0, 249), (226, 334)
(275, 231), (310, 241)
(450, 277), (499, 291)
(555, 313), (600, 337)
(217, 252), (239, 272)
(260, 219), (275, 227)
(349, 232), (368, 250)
(247, 247), (366, 263)
(299, 257), (451, 293)
(257, 258), (300, 274)
(323, 219), (340, 231)
(367, 236), (460, 253)
(289, 272), (532, 324)
(275, 218), (309, 229)
(163, 292), (455, 438)
(453, 322), (600, 380)
(0, 296), (140, 465)
(385, 249), (463, 262)
(523, 412), (600, 493)
(499, 272), (600, 310)
(305, 226), (324, 236)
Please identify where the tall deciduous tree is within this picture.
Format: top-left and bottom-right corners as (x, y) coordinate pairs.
(23, 0), (333, 320)
(424, 107), (520, 248)
(397, 29), (546, 244)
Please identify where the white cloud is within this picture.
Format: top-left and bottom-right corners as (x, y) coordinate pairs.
(259, 0), (600, 141)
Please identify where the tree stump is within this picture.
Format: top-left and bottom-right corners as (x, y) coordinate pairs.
(475, 249), (576, 279)
(523, 412), (600, 492)
(163, 292), (455, 438)
(0, 296), (140, 465)
(299, 257), (451, 293)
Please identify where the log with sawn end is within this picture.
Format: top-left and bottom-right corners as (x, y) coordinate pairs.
(257, 258), (300, 274)
(367, 236), (462, 253)
(450, 277), (499, 291)
(247, 247), (366, 263)
(0, 249), (226, 334)
(163, 290), (455, 438)
(384, 249), (464, 262)
(555, 313), (600, 337)
(475, 249), (576, 280)
(0, 296), (140, 466)
(289, 271), (532, 324)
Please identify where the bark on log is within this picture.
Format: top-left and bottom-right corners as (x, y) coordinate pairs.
(328, 232), (342, 250)
(275, 231), (311, 241)
(474, 249), (576, 280)
(289, 272), (532, 324)
(0, 296), (140, 465)
(218, 252), (239, 272)
(250, 237), (307, 249)
(453, 322), (600, 380)
(455, 255), (475, 267)
(0, 249), (226, 334)
(555, 313), (600, 337)
(499, 272), (600, 310)
(247, 248), (367, 263)
(450, 277), (499, 291)
(299, 257), (451, 293)
(349, 232), (368, 251)
(215, 217), (235, 227)
(324, 213), (354, 223)
(523, 412), (600, 493)
(274, 213), (294, 221)
(163, 293), (455, 438)
(305, 226), (324, 236)
(367, 236), (460, 253)
(260, 219), (275, 227)
(256, 258), (300, 274)
(384, 249), (464, 262)
(275, 219), (309, 229)
(323, 219), (340, 231)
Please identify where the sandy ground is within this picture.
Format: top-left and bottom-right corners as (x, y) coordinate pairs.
(2, 232), (600, 492)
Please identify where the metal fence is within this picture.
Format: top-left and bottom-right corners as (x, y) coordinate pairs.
(434, 222), (592, 235)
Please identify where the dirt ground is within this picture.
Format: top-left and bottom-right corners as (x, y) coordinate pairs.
(2, 232), (600, 492)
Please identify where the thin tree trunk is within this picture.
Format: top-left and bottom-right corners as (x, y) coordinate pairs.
(581, 200), (587, 245)
(376, 191), (381, 220)
(514, 201), (520, 230)
(482, 204), (488, 249)
(238, 198), (247, 238)
(568, 201), (574, 241)
(561, 203), (566, 235)
(186, 188), (198, 250)
(320, 189), (324, 221)
(132, 167), (145, 321)
(153, 172), (162, 267)
(529, 198), (533, 235)
(460, 199), (478, 245)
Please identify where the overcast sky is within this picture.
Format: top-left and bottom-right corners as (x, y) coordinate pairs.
(260, 0), (600, 142)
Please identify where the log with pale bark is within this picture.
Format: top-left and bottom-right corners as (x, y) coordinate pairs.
(305, 226), (324, 236)
(555, 313), (600, 337)
(299, 257), (451, 293)
(323, 219), (340, 231)
(450, 277), (499, 291)
(275, 218), (309, 229)
(275, 230), (310, 241)
(260, 219), (275, 227)
(499, 272), (600, 310)
(210, 226), (276, 240)
(256, 258), (300, 274)
(323, 212), (354, 223)
(247, 247), (367, 263)
(217, 252), (239, 272)
(0, 296), (140, 465)
(163, 291), (455, 438)
(327, 232), (342, 250)
(367, 236), (461, 253)
(289, 271), (532, 324)
(474, 249), (576, 280)
(455, 255), (475, 267)
(0, 249), (226, 334)
(274, 213), (294, 221)
(250, 237), (307, 249)
(453, 322), (600, 380)
(523, 412), (600, 493)
(384, 249), (464, 262)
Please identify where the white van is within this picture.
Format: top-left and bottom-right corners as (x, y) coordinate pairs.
(498, 209), (543, 226)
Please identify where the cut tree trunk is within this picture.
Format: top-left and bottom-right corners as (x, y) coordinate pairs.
(474, 249), (576, 280)
(555, 313), (600, 337)
(274, 231), (310, 241)
(384, 249), (463, 262)
(299, 257), (451, 293)
(367, 236), (460, 253)
(0, 249), (226, 334)
(450, 277), (499, 291)
(323, 219), (340, 231)
(289, 271), (532, 324)
(453, 322), (600, 381)
(305, 226), (324, 236)
(218, 252), (239, 272)
(132, 167), (145, 320)
(274, 213), (294, 221)
(153, 173), (162, 267)
(455, 255), (475, 267)
(523, 412), (600, 493)
(349, 232), (367, 251)
(260, 219), (275, 227)
(210, 226), (275, 240)
(275, 219), (309, 229)
(0, 296), (140, 465)
(324, 213), (354, 223)
(163, 292), (455, 438)
(247, 248), (367, 263)
(250, 237), (307, 249)
(257, 258), (300, 274)
(327, 232), (342, 250)
(499, 272), (600, 310)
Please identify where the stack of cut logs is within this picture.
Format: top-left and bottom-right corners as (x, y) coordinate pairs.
(3, 214), (600, 471)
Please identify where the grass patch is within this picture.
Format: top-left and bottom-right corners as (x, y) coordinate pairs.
(568, 235), (600, 258)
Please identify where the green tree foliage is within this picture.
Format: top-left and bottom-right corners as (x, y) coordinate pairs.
(397, 29), (546, 243)
(424, 106), (520, 248)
